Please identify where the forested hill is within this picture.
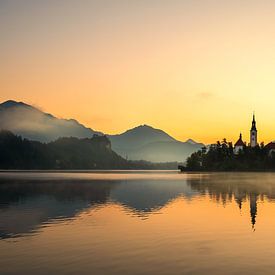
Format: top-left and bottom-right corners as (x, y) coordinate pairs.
(0, 131), (177, 170)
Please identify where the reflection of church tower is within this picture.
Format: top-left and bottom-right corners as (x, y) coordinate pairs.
(236, 198), (243, 210)
(250, 113), (258, 147)
(235, 189), (246, 211)
(249, 193), (258, 230)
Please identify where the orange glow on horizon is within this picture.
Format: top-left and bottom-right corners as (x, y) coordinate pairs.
(1, 1), (275, 144)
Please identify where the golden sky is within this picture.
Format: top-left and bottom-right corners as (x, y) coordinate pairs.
(1, 0), (275, 143)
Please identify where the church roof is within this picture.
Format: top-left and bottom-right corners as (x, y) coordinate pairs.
(235, 134), (245, 147)
(235, 139), (245, 147)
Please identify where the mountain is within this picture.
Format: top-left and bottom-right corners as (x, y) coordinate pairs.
(108, 124), (176, 148)
(185, 139), (198, 145)
(108, 125), (204, 162)
(0, 100), (203, 162)
(0, 100), (102, 142)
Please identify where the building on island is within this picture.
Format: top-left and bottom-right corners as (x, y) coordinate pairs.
(233, 114), (275, 158)
(234, 114), (258, 154)
(234, 133), (245, 154)
(250, 113), (258, 147)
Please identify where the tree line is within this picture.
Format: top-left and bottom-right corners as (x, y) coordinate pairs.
(0, 130), (177, 170)
(185, 139), (275, 171)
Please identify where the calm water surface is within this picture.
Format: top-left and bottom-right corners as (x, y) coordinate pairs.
(1, 171), (275, 274)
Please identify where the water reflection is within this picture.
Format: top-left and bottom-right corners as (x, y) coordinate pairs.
(1, 172), (275, 239)
(186, 173), (275, 229)
(0, 180), (116, 239)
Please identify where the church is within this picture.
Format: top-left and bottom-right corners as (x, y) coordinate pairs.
(234, 114), (258, 154)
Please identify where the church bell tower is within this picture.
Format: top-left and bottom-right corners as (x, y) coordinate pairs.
(250, 113), (257, 147)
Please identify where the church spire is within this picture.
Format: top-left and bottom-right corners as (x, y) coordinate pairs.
(250, 112), (257, 147)
(251, 112), (257, 131)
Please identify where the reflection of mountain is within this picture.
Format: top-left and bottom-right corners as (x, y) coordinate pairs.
(0, 176), (199, 239)
(110, 180), (195, 214)
(0, 180), (116, 239)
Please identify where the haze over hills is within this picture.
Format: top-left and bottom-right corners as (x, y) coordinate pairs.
(0, 100), (102, 142)
(108, 124), (176, 148)
(0, 100), (204, 162)
(108, 125), (204, 162)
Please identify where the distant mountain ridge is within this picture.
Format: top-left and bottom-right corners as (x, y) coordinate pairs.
(0, 100), (102, 142)
(108, 125), (204, 162)
(0, 100), (204, 162)
(108, 124), (176, 148)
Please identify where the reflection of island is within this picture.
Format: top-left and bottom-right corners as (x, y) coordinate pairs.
(186, 173), (275, 229)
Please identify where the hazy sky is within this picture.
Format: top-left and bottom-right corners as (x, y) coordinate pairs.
(1, 0), (275, 143)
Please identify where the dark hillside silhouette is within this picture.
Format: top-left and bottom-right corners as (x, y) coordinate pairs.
(0, 131), (177, 170)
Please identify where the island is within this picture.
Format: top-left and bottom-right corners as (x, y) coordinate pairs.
(180, 114), (275, 171)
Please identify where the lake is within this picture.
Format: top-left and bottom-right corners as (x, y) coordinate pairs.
(1, 171), (275, 274)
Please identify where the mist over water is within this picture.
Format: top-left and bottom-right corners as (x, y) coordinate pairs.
(1, 171), (275, 274)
